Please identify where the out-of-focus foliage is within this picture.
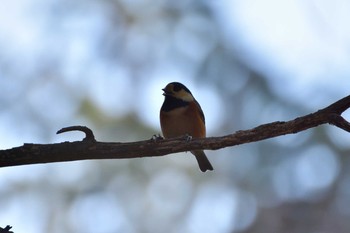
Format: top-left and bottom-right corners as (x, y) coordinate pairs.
(1, 0), (350, 233)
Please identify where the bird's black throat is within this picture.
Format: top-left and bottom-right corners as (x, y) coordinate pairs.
(161, 95), (189, 112)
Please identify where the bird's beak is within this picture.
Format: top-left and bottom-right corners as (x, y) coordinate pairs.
(162, 88), (170, 96)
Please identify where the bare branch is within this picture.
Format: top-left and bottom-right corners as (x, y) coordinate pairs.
(56, 125), (96, 142)
(1, 95), (350, 168)
(0, 226), (13, 233)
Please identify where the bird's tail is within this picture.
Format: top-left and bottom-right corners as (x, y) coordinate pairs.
(191, 150), (214, 172)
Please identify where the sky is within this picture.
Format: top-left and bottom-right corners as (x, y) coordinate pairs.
(218, 0), (350, 81)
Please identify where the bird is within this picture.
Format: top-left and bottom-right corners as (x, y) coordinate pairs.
(160, 82), (213, 172)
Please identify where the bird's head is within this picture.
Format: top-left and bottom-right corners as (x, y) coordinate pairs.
(162, 82), (194, 102)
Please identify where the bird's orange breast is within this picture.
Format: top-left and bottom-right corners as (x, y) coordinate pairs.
(160, 101), (206, 139)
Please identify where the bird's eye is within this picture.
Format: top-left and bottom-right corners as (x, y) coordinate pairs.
(173, 85), (181, 92)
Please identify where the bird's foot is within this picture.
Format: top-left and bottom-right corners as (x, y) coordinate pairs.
(151, 134), (164, 142)
(184, 134), (193, 142)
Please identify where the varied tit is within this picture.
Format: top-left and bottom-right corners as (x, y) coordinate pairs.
(160, 82), (213, 172)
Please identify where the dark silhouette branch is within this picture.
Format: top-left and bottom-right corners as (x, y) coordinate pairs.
(1, 95), (350, 168)
(57, 126), (96, 142)
(0, 226), (13, 233)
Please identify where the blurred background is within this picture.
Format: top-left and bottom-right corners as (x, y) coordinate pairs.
(1, 0), (350, 232)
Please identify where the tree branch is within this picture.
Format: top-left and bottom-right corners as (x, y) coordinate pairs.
(0, 226), (13, 233)
(1, 95), (350, 168)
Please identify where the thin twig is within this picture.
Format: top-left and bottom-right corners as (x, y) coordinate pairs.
(57, 126), (96, 142)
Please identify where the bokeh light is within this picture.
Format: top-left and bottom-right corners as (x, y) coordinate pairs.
(1, 0), (350, 232)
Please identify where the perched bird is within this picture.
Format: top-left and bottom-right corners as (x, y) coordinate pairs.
(160, 82), (213, 172)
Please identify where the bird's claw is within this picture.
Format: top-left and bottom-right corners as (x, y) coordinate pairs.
(185, 134), (192, 142)
(151, 134), (164, 142)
